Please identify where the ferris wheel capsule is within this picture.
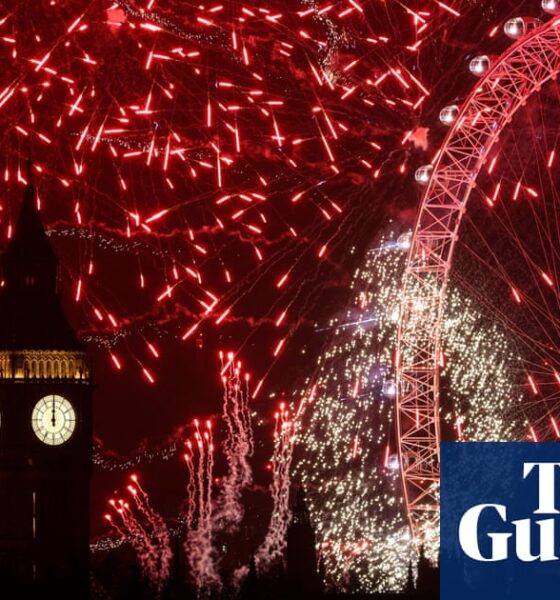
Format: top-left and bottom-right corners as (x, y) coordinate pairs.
(415, 164), (433, 185)
(439, 104), (460, 125)
(397, 232), (411, 250)
(503, 17), (541, 39)
(382, 380), (397, 398)
(542, 0), (560, 15)
(469, 55), (492, 76)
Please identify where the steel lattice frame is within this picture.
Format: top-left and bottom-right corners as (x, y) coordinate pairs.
(396, 16), (560, 547)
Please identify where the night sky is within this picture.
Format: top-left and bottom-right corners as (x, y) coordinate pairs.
(0, 0), (549, 549)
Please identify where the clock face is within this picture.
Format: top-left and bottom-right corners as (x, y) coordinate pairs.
(32, 395), (76, 446)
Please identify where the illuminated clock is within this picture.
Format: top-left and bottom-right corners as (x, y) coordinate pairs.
(32, 395), (76, 446)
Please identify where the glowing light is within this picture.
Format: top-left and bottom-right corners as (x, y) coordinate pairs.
(297, 231), (523, 592)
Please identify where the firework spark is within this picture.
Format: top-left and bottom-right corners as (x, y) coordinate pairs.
(0, 0), (468, 392)
(296, 230), (524, 592)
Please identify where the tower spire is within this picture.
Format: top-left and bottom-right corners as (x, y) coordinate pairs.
(4, 179), (58, 292)
(25, 156), (33, 184)
(0, 184), (81, 350)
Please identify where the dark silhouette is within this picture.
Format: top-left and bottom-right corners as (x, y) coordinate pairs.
(237, 553), (260, 600)
(0, 183), (93, 598)
(285, 486), (324, 598)
(90, 488), (440, 600)
(415, 546), (439, 599)
(405, 562), (415, 594)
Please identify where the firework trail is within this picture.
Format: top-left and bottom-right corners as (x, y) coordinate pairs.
(255, 403), (297, 573)
(106, 476), (172, 594)
(128, 475), (172, 587)
(183, 440), (197, 530)
(213, 351), (254, 533)
(0, 0), (470, 392)
(184, 419), (222, 595)
(118, 502), (159, 585)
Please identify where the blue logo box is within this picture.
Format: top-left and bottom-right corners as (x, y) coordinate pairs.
(441, 442), (560, 599)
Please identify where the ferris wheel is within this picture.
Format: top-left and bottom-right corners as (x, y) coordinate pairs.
(396, 1), (560, 549)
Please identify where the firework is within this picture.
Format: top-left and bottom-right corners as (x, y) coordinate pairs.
(255, 403), (297, 573)
(0, 0), (471, 393)
(296, 230), (524, 592)
(184, 419), (221, 595)
(213, 352), (254, 533)
(106, 475), (172, 593)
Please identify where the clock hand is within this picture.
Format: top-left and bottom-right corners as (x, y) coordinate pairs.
(51, 396), (56, 427)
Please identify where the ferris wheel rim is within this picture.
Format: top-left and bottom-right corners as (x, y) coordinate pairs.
(395, 15), (560, 547)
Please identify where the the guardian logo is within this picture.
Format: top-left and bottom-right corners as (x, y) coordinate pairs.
(459, 462), (560, 562)
(441, 443), (560, 599)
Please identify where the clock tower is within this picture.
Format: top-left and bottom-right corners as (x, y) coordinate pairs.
(0, 183), (92, 597)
